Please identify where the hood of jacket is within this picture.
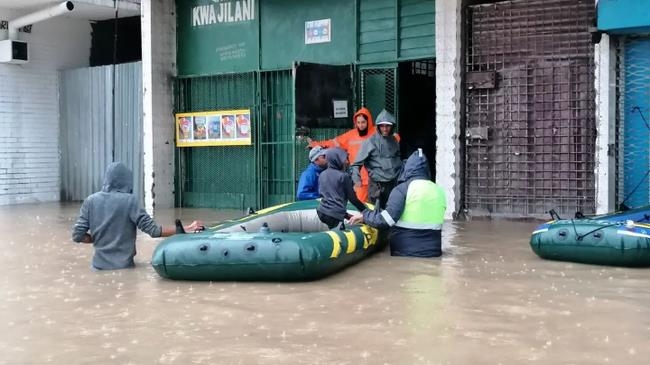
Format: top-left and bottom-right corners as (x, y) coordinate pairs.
(398, 149), (431, 183)
(325, 147), (348, 171)
(101, 162), (134, 193)
(352, 107), (376, 136)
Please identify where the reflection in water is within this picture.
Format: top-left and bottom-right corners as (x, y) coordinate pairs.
(0, 203), (649, 364)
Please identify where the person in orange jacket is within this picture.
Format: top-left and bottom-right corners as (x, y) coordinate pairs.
(307, 107), (375, 202)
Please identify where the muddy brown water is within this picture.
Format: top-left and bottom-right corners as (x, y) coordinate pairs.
(0, 203), (649, 364)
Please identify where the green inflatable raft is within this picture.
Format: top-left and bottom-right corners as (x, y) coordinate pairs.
(151, 200), (387, 281)
(529, 219), (650, 267)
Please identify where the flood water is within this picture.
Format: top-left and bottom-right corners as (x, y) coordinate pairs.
(1, 202), (649, 364)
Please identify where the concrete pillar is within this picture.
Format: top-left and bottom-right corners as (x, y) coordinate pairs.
(435, 0), (463, 220)
(594, 33), (617, 214)
(141, 0), (176, 212)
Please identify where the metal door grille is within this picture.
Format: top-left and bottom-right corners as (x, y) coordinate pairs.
(260, 70), (295, 207)
(464, 0), (596, 218)
(360, 67), (397, 120)
(616, 37), (650, 209)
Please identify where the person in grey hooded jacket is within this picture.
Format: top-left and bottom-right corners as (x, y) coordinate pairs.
(317, 148), (367, 229)
(72, 162), (202, 270)
(350, 109), (402, 209)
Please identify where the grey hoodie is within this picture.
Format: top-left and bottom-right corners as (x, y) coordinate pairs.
(350, 110), (401, 184)
(318, 148), (367, 220)
(72, 162), (162, 270)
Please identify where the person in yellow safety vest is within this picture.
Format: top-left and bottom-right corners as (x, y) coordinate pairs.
(349, 148), (446, 257)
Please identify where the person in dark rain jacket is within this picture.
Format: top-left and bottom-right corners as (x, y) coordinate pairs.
(317, 147), (367, 229)
(296, 146), (328, 200)
(350, 149), (446, 257)
(72, 162), (202, 270)
(350, 109), (402, 209)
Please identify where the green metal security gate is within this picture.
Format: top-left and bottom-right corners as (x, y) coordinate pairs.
(260, 70), (296, 207)
(174, 73), (259, 209)
(359, 67), (398, 121)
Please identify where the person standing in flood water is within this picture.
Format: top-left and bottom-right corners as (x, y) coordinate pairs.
(350, 109), (402, 209)
(71, 162), (203, 270)
(306, 107), (376, 202)
(350, 149), (446, 257)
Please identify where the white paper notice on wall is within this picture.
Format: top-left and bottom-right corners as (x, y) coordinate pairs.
(333, 100), (348, 118)
(305, 19), (331, 44)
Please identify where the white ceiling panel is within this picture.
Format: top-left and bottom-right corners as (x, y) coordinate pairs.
(1, 0), (140, 20)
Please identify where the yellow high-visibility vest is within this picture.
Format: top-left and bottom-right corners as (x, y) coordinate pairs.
(395, 180), (446, 229)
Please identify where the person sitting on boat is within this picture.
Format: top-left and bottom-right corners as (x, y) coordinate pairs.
(349, 149), (446, 257)
(296, 146), (328, 201)
(317, 147), (368, 229)
(71, 162), (203, 270)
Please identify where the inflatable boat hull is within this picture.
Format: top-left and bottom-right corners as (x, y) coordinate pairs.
(530, 220), (650, 267)
(151, 200), (386, 281)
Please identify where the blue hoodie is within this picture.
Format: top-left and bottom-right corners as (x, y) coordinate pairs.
(296, 162), (324, 200)
(72, 162), (163, 270)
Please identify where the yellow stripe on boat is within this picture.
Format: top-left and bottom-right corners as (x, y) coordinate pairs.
(361, 225), (378, 249)
(343, 230), (357, 253)
(254, 202), (292, 215)
(326, 231), (342, 258)
(532, 228), (549, 235)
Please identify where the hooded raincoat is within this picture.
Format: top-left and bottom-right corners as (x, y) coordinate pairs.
(309, 107), (375, 202)
(72, 162), (163, 270)
(317, 148), (367, 222)
(362, 150), (446, 257)
(350, 109), (402, 208)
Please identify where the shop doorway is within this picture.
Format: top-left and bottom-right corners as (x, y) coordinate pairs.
(358, 60), (436, 178)
(398, 59), (436, 177)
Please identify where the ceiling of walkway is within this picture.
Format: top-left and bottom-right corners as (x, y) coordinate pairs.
(2, 0), (140, 21)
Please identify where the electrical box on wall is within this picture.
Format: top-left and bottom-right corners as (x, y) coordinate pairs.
(0, 40), (29, 64)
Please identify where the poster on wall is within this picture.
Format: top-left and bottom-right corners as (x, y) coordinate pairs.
(305, 18), (331, 44)
(176, 109), (252, 147)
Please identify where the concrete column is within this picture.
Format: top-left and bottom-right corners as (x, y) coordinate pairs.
(594, 34), (617, 214)
(141, 0), (176, 212)
(435, 0), (463, 220)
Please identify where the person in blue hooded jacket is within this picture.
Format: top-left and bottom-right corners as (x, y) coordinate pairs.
(72, 162), (202, 270)
(296, 146), (328, 200)
(350, 149), (446, 257)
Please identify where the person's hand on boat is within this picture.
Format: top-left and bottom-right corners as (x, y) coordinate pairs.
(186, 220), (205, 233)
(348, 213), (364, 225)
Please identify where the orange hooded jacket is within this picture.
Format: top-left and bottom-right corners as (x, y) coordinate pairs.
(309, 107), (376, 202)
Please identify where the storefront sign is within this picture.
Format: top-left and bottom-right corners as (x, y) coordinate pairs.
(176, 109), (252, 147)
(177, 0), (258, 75)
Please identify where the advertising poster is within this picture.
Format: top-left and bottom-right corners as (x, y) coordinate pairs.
(177, 116), (193, 141)
(175, 109), (252, 147)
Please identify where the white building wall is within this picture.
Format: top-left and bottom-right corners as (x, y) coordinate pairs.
(141, 0), (176, 212)
(435, 0), (462, 220)
(594, 34), (616, 214)
(0, 9), (90, 205)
